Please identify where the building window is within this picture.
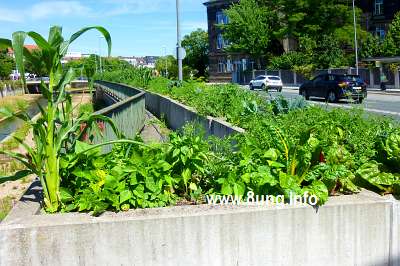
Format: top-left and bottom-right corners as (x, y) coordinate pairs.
(374, 0), (384, 15)
(216, 11), (229, 24)
(217, 34), (230, 50)
(375, 24), (386, 39)
(218, 59), (227, 73)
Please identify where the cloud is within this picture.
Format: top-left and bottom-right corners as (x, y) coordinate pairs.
(100, 0), (169, 16)
(0, 1), (92, 22)
(30, 1), (91, 19)
(0, 7), (23, 22)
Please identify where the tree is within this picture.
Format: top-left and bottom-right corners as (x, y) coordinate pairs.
(221, 0), (278, 68)
(360, 33), (383, 59)
(383, 11), (400, 56)
(155, 55), (195, 80)
(0, 49), (14, 79)
(182, 29), (209, 77)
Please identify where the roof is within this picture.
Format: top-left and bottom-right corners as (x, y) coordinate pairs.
(7, 44), (39, 54)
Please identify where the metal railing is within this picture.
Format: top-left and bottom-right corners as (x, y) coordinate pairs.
(93, 80), (146, 152)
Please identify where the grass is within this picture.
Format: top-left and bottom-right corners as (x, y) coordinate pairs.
(0, 196), (13, 221)
(0, 95), (41, 121)
(0, 122), (32, 151)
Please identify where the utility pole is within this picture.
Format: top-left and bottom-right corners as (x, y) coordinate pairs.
(163, 46), (168, 77)
(98, 36), (103, 73)
(176, 0), (183, 81)
(352, 0), (359, 75)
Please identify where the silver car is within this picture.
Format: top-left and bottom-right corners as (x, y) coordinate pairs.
(249, 75), (283, 92)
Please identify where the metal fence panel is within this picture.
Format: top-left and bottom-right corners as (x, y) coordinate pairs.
(93, 81), (146, 153)
(280, 70), (294, 84)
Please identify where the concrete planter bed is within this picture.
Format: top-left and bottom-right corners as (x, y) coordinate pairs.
(0, 182), (399, 266)
(144, 90), (245, 138)
(1, 83), (400, 265)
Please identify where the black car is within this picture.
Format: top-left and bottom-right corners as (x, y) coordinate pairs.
(299, 74), (368, 103)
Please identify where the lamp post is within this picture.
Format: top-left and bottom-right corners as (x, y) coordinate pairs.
(176, 0), (183, 81)
(162, 45), (168, 77)
(98, 36), (104, 73)
(352, 0), (359, 75)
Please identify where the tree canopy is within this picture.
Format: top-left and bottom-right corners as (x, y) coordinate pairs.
(0, 49), (15, 79)
(221, 0), (278, 66)
(181, 28), (209, 77)
(222, 0), (367, 69)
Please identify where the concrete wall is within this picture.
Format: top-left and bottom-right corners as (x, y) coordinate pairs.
(145, 92), (245, 138)
(0, 183), (399, 266)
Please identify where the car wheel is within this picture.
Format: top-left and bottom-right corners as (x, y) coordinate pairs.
(261, 84), (266, 91)
(300, 89), (309, 100)
(249, 84), (254, 90)
(327, 91), (338, 103)
(277, 87), (282, 92)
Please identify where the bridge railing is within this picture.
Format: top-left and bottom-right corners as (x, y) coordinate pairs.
(93, 80), (146, 152)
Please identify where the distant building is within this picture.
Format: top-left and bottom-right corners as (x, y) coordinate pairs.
(204, 0), (254, 83)
(61, 52), (83, 64)
(120, 56), (138, 66)
(7, 44), (39, 58)
(358, 0), (400, 38)
(144, 56), (159, 68)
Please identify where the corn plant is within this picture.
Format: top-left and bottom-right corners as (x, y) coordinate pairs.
(0, 26), (136, 212)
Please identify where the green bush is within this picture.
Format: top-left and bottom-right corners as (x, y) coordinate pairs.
(56, 69), (400, 213)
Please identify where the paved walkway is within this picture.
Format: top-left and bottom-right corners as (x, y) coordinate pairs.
(140, 111), (169, 143)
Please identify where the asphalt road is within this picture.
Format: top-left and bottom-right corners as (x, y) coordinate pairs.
(244, 86), (400, 120)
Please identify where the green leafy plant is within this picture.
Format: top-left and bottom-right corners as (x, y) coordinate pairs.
(0, 26), (132, 212)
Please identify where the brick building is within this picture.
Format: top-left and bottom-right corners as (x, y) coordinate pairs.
(204, 0), (253, 83)
(358, 0), (400, 38)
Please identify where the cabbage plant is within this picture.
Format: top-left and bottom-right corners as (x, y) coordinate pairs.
(0, 26), (122, 212)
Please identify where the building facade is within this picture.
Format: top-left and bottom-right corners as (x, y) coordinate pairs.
(204, 0), (254, 83)
(203, 0), (400, 83)
(358, 0), (400, 38)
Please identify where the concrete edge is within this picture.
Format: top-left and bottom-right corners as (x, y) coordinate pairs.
(144, 90), (245, 135)
(1, 182), (395, 230)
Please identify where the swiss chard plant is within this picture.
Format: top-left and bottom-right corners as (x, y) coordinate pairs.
(0, 26), (142, 213)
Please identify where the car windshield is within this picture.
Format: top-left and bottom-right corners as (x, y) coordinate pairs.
(267, 76), (280, 80)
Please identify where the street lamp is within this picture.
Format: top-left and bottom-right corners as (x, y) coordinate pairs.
(98, 36), (104, 73)
(352, 0), (359, 75)
(176, 0), (183, 81)
(162, 45), (168, 77)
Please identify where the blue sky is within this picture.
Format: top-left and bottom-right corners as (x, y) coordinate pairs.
(0, 0), (207, 56)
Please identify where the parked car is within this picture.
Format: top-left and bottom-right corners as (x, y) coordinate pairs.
(249, 75), (283, 92)
(299, 74), (367, 103)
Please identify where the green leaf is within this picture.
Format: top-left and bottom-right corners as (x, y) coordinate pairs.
(12, 31), (27, 87)
(60, 187), (74, 203)
(264, 148), (279, 161)
(69, 26), (112, 56)
(279, 172), (299, 190)
(182, 168), (191, 187)
(189, 182), (198, 191)
(303, 180), (329, 205)
(221, 181), (233, 195)
(241, 173), (251, 183)
(120, 190), (132, 204)
(104, 175), (118, 189)
(0, 170), (31, 183)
